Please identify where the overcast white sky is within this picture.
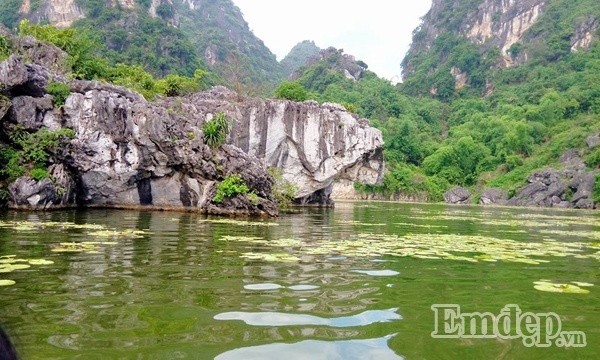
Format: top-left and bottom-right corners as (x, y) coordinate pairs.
(231, 1), (432, 83)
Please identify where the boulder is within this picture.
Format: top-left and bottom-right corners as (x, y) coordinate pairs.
(586, 134), (600, 149)
(479, 188), (508, 205)
(7, 164), (76, 209)
(444, 187), (471, 204)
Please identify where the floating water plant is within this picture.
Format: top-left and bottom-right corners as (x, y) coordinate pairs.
(51, 242), (101, 253)
(28, 259), (54, 265)
(395, 223), (447, 228)
(336, 220), (386, 226)
(239, 252), (300, 262)
(200, 218), (278, 227)
(0, 280), (16, 286)
(0, 256), (56, 286)
(538, 230), (600, 240)
(0, 220), (148, 240)
(216, 229), (600, 265)
(533, 281), (591, 294)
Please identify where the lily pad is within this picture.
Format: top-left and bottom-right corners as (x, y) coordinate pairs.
(28, 259), (54, 265)
(0, 279), (16, 286)
(1, 264), (31, 271)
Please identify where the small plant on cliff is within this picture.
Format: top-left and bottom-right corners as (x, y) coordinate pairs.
(267, 167), (298, 210)
(0, 35), (13, 61)
(213, 174), (249, 203)
(274, 81), (308, 102)
(202, 113), (231, 148)
(47, 82), (71, 107)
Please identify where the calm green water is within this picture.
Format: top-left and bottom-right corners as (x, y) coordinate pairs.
(0, 201), (599, 359)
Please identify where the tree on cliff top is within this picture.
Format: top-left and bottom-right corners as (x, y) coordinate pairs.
(274, 81), (308, 102)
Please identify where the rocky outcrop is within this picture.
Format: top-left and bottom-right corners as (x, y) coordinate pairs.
(571, 17), (598, 53)
(443, 187), (471, 205)
(0, 41), (383, 214)
(22, 0), (86, 28)
(587, 134), (600, 150)
(466, 0), (547, 66)
(507, 150), (597, 209)
(403, 0), (548, 79)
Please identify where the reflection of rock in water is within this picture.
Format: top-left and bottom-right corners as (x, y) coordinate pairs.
(215, 334), (403, 360)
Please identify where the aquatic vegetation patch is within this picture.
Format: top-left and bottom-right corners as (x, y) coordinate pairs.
(50, 242), (108, 253)
(533, 280), (592, 294)
(336, 220), (386, 226)
(0, 220), (148, 239)
(0, 255), (54, 286)
(199, 218), (279, 227)
(479, 219), (567, 227)
(395, 223), (447, 228)
(538, 229), (600, 240)
(217, 231), (600, 265)
(514, 213), (600, 226)
(87, 229), (147, 238)
(239, 252), (301, 262)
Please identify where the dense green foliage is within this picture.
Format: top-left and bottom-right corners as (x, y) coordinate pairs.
(72, 0), (204, 78)
(274, 81), (308, 102)
(0, 127), (76, 183)
(291, 3), (600, 202)
(213, 174), (249, 203)
(18, 21), (208, 99)
(202, 113), (231, 148)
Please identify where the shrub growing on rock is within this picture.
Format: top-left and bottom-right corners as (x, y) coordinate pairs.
(213, 174), (248, 203)
(202, 112), (231, 148)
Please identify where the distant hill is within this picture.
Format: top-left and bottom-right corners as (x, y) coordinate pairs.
(280, 40), (321, 78)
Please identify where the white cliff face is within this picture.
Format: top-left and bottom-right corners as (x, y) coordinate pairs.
(45, 0), (85, 28)
(571, 17), (598, 52)
(229, 99), (384, 200)
(466, 0), (546, 66)
(183, 88), (385, 203)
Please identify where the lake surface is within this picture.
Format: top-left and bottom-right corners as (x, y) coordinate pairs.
(0, 201), (599, 359)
